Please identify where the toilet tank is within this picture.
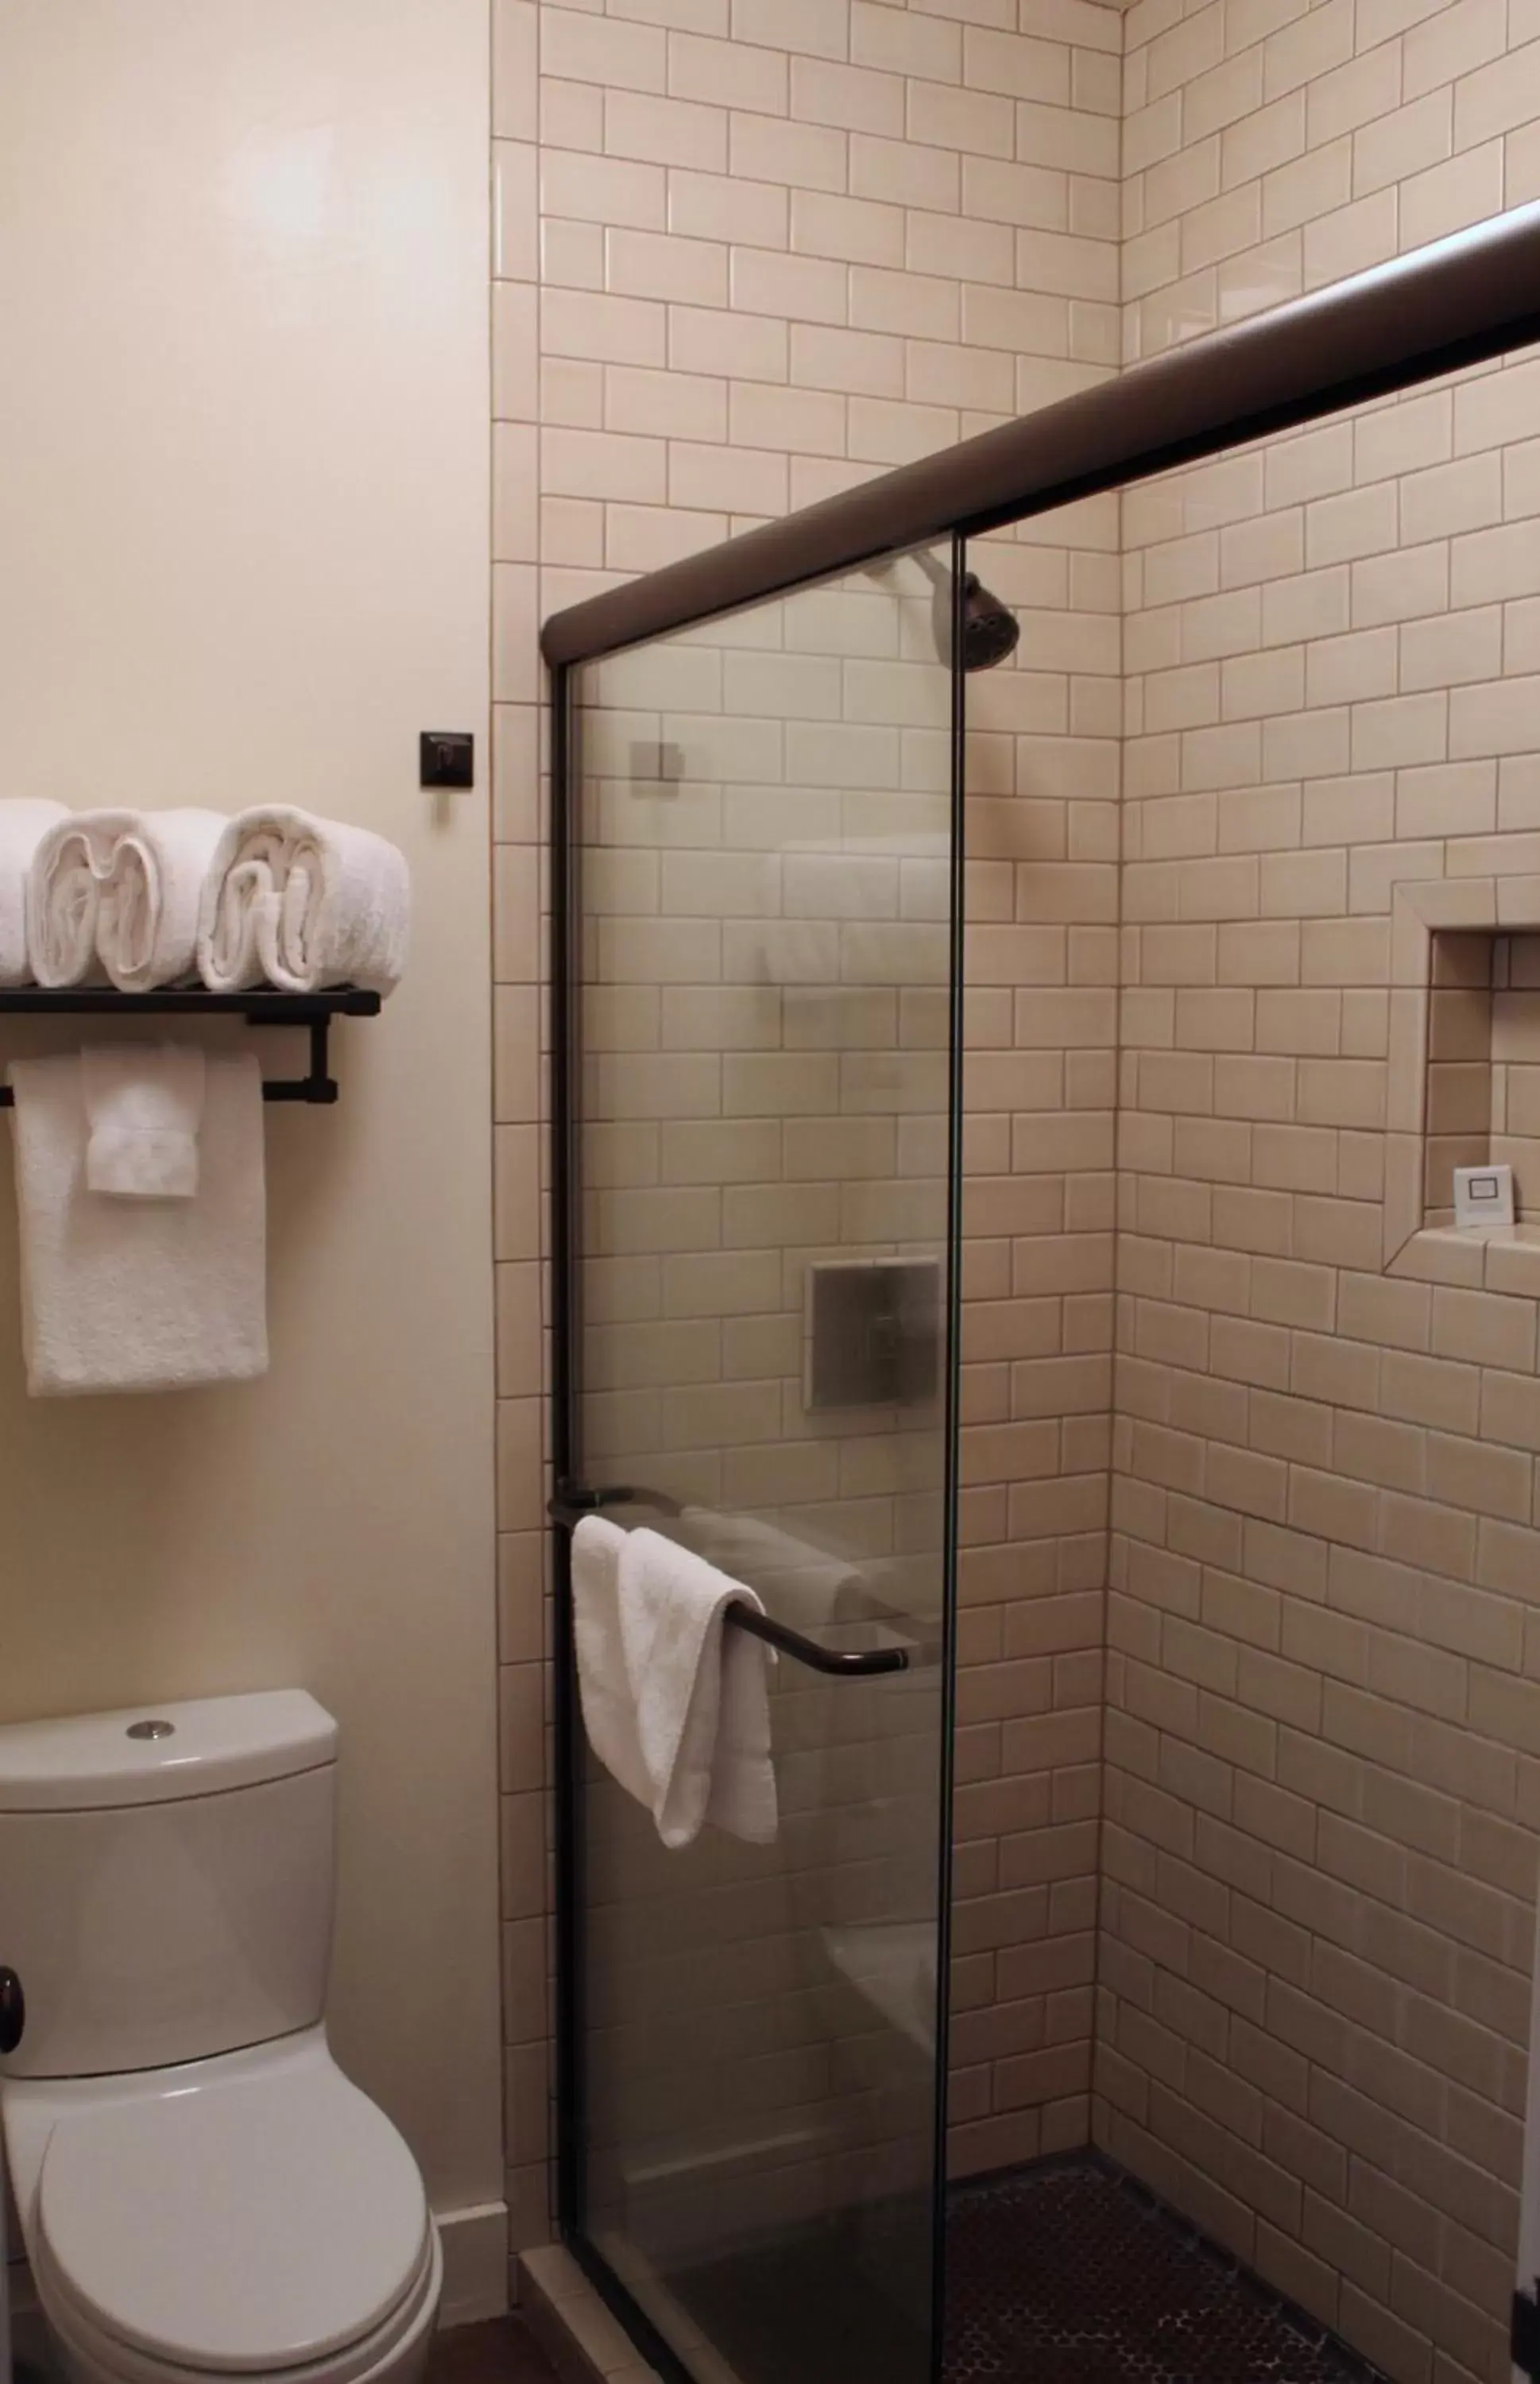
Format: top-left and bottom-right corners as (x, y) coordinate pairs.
(0, 1691), (338, 2080)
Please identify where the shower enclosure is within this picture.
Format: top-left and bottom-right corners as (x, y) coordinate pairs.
(545, 205), (1540, 2384)
(550, 542), (966, 2384)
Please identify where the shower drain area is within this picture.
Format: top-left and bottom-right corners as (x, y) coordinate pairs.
(944, 2158), (1386, 2384)
(665, 2154), (1386, 2384)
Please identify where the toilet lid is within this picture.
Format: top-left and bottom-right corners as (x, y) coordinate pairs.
(37, 2068), (429, 2373)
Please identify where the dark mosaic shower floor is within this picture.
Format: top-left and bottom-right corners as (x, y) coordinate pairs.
(670, 2156), (1383, 2384)
(944, 2160), (1383, 2384)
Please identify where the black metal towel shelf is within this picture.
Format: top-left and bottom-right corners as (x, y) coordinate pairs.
(0, 986), (381, 1105)
(549, 1484), (911, 1678)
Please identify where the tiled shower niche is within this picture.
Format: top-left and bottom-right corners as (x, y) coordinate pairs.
(1426, 931), (1540, 1222)
(1387, 877), (1540, 1296)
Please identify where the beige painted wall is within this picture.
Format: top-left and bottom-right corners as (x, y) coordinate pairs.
(0, 0), (504, 2258)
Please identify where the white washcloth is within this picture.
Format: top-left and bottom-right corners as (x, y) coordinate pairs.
(197, 807), (410, 995)
(82, 1046), (207, 1200)
(571, 1516), (778, 1849)
(97, 810), (227, 993)
(0, 802), (68, 985)
(9, 1050), (267, 1395)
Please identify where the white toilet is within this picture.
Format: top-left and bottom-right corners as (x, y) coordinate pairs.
(0, 1689), (441, 2384)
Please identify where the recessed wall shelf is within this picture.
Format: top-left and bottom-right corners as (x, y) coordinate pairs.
(0, 986), (381, 1106)
(1383, 877), (1540, 1298)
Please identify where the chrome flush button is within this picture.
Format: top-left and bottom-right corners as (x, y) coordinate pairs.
(126, 1719), (175, 1740)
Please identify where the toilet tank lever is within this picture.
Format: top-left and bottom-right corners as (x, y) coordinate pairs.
(0, 1968), (24, 2054)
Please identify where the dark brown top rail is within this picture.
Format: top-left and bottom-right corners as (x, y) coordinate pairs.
(541, 203), (1540, 670)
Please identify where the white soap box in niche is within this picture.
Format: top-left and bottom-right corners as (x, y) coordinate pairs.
(1454, 1163), (1515, 1229)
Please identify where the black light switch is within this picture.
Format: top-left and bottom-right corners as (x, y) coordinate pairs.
(420, 731), (474, 790)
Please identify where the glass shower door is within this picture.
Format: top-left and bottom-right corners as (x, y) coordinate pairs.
(552, 545), (964, 2384)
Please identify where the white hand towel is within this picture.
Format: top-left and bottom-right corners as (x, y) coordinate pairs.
(81, 1046), (207, 1200)
(97, 809), (227, 993)
(197, 807), (410, 996)
(8, 1050), (267, 1395)
(571, 1515), (778, 1849)
(0, 801), (68, 985)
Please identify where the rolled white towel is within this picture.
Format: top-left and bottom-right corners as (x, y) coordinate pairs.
(197, 807), (410, 996)
(26, 808), (225, 989)
(25, 811), (122, 987)
(0, 802), (68, 985)
(97, 809), (227, 993)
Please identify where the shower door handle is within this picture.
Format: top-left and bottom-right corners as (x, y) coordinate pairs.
(551, 1480), (683, 1519)
(548, 1490), (911, 1677)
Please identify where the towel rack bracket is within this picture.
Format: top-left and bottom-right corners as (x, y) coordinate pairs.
(0, 987), (381, 1107)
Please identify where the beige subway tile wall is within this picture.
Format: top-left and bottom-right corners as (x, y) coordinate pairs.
(496, 0), (1540, 2365)
(953, 508), (1120, 2174)
(1109, 2), (1540, 2380)
(494, 0), (1126, 2243)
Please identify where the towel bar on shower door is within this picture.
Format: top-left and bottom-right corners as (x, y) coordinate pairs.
(0, 986), (381, 1105)
(548, 1487), (911, 1678)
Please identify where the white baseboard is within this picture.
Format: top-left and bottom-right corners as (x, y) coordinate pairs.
(435, 2202), (510, 2327)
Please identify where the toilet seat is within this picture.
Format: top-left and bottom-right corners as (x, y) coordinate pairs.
(37, 2234), (440, 2384)
(34, 2065), (431, 2378)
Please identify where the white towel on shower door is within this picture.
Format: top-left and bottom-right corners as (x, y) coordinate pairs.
(571, 1515), (778, 1849)
(8, 1050), (268, 1395)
